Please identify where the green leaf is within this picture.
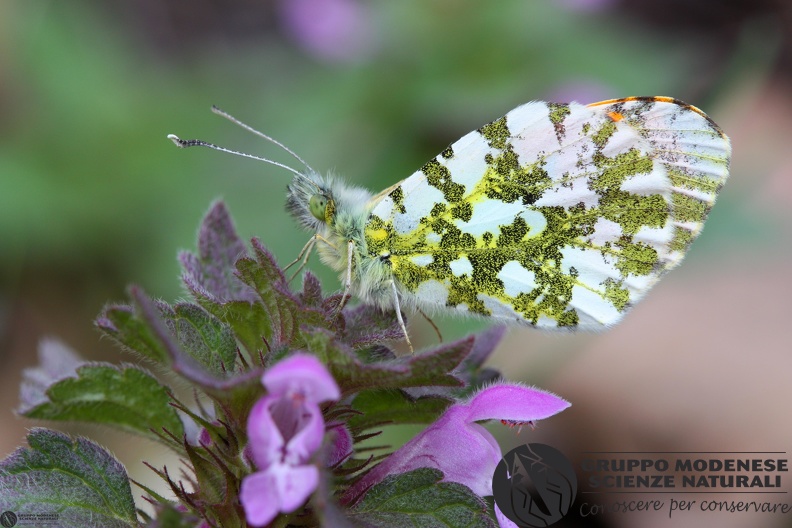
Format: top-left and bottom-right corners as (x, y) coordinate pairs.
(183, 442), (228, 506)
(349, 390), (451, 431)
(159, 302), (238, 376)
(146, 503), (200, 527)
(21, 363), (184, 442)
(303, 328), (469, 395)
(233, 240), (301, 346)
(199, 299), (273, 357)
(96, 303), (169, 364)
(404, 326), (505, 400)
(350, 468), (495, 528)
(0, 428), (137, 527)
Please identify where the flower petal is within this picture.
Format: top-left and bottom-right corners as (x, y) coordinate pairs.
(240, 471), (280, 527)
(283, 401), (325, 464)
(343, 383), (571, 503)
(247, 394), (325, 468)
(465, 383), (570, 423)
(272, 463), (319, 512)
(263, 354), (340, 403)
(495, 502), (519, 528)
(241, 463), (320, 526)
(247, 396), (284, 469)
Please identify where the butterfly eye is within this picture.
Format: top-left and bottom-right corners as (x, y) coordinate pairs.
(309, 194), (329, 222)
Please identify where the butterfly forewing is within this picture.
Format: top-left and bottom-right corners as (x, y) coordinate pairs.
(364, 97), (730, 329)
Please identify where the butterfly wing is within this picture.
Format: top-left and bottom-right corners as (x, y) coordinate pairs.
(364, 97), (730, 329)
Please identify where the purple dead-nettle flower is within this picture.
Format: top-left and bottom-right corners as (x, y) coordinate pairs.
(344, 383), (570, 502)
(241, 354), (341, 527)
(279, 0), (377, 64)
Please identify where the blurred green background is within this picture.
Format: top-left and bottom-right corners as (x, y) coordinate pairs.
(2, 1), (791, 526)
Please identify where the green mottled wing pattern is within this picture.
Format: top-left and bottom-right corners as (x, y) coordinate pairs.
(364, 97), (730, 328)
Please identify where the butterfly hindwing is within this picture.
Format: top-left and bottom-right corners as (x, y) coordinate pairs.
(364, 97), (730, 329)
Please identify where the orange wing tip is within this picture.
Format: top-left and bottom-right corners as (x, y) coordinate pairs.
(587, 96), (727, 138)
(588, 95), (704, 115)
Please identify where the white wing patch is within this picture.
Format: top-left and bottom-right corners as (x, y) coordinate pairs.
(449, 256), (473, 277)
(364, 97), (730, 329)
(497, 261), (536, 298)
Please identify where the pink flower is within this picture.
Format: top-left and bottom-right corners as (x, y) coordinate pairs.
(241, 354), (341, 526)
(343, 383), (570, 503)
(279, 0), (376, 64)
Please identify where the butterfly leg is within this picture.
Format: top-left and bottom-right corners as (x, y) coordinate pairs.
(416, 306), (442, 343)
(285, 233), (337, 282)
(284, 235), (318, 282)
(390, 279), (414, 353)
(335, 239), (355, 312)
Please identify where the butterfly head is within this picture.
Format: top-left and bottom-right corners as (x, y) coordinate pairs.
(286, 170), (337, 230)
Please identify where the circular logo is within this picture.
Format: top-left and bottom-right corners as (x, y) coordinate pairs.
(0, 511), (17, 528)
(492, 443), (577, 527)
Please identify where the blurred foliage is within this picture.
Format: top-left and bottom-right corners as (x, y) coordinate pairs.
(0, 0), (789, 351)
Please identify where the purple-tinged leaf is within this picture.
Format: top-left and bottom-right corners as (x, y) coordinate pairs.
(183, 440), (230, 506)
(143, 503), (200, 528)
(158, 301), (238, 377)
(96, 303), (169, 364)
(174, 365), (264, 427)
(18, 339), (85, 414)
(300, 272), (324, 308)
(20, 361), (184, 442)
(301, 328), (468, 395)
(179, 200), (256, 303)
(231, 239), (334, 350)
(404, 326), (505, 399)
(234, 249), (299, 347)
(0, 429), (137, 527)
(343, 305), (403, 350)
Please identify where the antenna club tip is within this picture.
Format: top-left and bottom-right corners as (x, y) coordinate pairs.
(167, 134), (186, 148)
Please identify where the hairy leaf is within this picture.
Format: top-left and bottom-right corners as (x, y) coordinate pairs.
(304, 328), (469, 395)
(0, 429), (137, 527)
(349, 390), (451, 431)
(179, 200), (256, 303)
(20, 363), (184, 442)
(96, 303), (169, 364)
(404, 326), (505, 399)
(349, 468), (495, 528)
(159, 301), (238, 377)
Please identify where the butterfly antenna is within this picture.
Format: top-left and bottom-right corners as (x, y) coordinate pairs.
(166, 134), (304, 178)
(210, 105), (317, 174)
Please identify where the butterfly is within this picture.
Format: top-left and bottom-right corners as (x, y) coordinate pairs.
(169, 96), (731, 351)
